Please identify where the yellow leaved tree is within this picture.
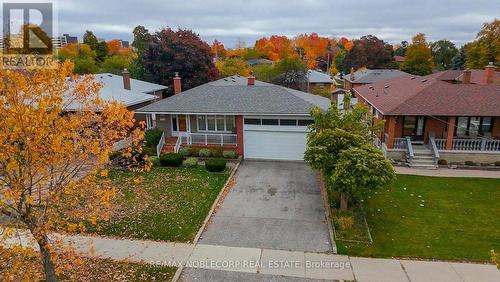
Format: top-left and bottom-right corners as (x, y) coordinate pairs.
(0, 61), (145, 281)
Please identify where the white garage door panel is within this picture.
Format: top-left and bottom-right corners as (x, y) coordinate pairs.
(244, 130), (307, 160)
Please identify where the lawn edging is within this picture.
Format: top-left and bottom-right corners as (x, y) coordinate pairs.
(319, 172), (337, 254)
(171, 159), (241, 282)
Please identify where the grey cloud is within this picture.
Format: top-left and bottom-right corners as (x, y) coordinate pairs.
(57, 0), (499, 47)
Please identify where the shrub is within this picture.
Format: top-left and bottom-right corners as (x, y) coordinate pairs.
(145, 128), (163, 148)
(205, 158), (227, 172)
(223, 150), (238, 159)
(465, 161), (475, 166)
(211, 147), (223, 158)
(159, 153), (183, 167)
(183, 157), (198, 167)
(437, 159), (447, 165)
(149, 156), (160, 166)
(142, 146), (157, 157)
(495, 161), (500, 167)
(198, 148), (211, 158)
(178, 147), (191, 157)
(190, 147), (200, 157)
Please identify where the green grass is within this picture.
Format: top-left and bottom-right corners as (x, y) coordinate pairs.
(336, 175), (500, 262)
(88, 166), (229, 242)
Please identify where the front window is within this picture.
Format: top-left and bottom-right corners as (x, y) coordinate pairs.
(197, 115), (235, 132)
(455, 117), (494, 137)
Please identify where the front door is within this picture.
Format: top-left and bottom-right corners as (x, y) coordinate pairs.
(402, 116), (425, 141)
(178, 115), (187, 132)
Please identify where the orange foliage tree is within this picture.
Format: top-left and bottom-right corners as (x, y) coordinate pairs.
(254, 35), (295, 61)
(293, 33), (330, 68)
(211, 39), (227, 59)
(0, 61), (145, 281)
(106, 39), (122, 56)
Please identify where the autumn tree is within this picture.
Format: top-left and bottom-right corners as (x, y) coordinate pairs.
(131, 25), (151, 53)
(142, 27), (218, 94)
(211, 39), (227, 60)
(216, 58), (250, 77)
(57, 43), (98, 74)
(304, 96), (394, 210)
(82, 30), (99, 51)
(255, 35), (295, 61)
(271, 57), (307, 90)
(431, 39), (458, 70)
(0, 61), (144, 281)
(293, 33), (330, 69)
(343, 35), (395, 73)
(401, 33), (434, 75)
(465, 19), (499, 68)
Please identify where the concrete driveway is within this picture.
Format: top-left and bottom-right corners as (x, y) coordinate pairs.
(199, 161), (332, 253)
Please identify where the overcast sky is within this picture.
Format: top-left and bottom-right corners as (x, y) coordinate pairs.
(58, 0), (499, 48)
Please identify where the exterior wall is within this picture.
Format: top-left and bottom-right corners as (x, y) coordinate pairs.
(235, 115), (244, 157)
(438, 151), (500, 164)
(386, 149), (406, 161)
(190, 115), (198, 133)
(423, 116), (447, 142)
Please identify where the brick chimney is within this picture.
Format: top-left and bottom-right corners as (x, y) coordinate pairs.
(350, 67), (355, 81)
(173, 72), (182, 94)
(484, 62), (495, 84)
(122, 69), (131, 90)
(462, 69), (471, 84)
(247, 72), (255, 86)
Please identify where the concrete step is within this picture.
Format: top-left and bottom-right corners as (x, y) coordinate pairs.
(411, 160), (435, 165)
(409, 164), (438, 169)
(413, 155), (434, 160)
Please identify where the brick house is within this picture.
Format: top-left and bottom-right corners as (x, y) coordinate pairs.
(353, 64), (500, 167)
(136, 74), (331, 160)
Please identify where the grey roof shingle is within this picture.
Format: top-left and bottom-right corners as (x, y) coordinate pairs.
(307, 70), (334, 83)
(136, 76), (331, 115)
(345, 69), (408, 84)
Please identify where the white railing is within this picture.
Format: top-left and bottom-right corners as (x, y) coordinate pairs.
(452, 138), (500, 151)
(393, 138), (407, 149)
(372, 136), (382, 148)
(406, 137), (414, 163)
(434, 138), (447, 150)
(156, 131), (165, 158)
(174, 136), (182, 153)
(187, 133), (237, 146)
(429, 137), (440, 166)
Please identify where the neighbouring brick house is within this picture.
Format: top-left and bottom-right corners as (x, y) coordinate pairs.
(136, 74), (331, 160)
(353, 63), (500, 167)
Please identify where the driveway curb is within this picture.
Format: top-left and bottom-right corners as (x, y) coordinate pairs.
(172, 159), (242, 282)
(319, 172), (337, 253)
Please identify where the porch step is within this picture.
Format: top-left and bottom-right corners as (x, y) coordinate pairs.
(409, 164), (438, 169)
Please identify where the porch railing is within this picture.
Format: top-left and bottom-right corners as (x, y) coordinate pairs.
(429, 137), (440, 166)
(393, 138), (407, 149)
(174, 136), (182, 153)
(405, 137), (414, 163)
(156, 131), (165, 158)
(434, 138), (500, 151)
(179, 132), (237, 147)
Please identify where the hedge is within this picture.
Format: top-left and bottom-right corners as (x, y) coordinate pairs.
(205, 158), (226, 172)
(159, 153), (183, 167)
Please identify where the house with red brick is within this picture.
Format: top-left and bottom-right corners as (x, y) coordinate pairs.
(136, 74), (331, 160)
(353, 63), (500, 167)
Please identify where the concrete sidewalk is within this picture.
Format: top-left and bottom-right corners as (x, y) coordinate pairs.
(2, 229), (499, 282)
(395, 166), (500, 178)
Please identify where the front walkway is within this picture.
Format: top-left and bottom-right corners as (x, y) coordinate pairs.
(199, 161), (332, 253)
(395, 166), (500, 178)
(2, 229), (499, 282)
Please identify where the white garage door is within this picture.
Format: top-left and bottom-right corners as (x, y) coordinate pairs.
(243, 117), (311, 161)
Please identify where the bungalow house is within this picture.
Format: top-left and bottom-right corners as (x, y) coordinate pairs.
(64, 70), (168, 126)
(353, 63), (500, 167)
(344, 68), (408, 90)
(136, 74), (331, 160)
(307, 69), (335, 92)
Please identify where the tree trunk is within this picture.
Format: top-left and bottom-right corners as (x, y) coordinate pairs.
(340, 192), (349, 211)
(33, 231), (58, 282)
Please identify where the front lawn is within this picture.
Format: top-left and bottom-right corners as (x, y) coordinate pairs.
(87, 166), (229, 242)
(336, 175), (500, 262)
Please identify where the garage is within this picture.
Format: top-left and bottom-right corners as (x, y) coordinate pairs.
(243, 117), (312, 161)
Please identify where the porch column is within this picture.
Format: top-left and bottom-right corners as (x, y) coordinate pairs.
(235, 115), (244, 157)
(386, 116), (396, 149)
(445, 117), (455, 150)
(151, 113), (157, 128)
